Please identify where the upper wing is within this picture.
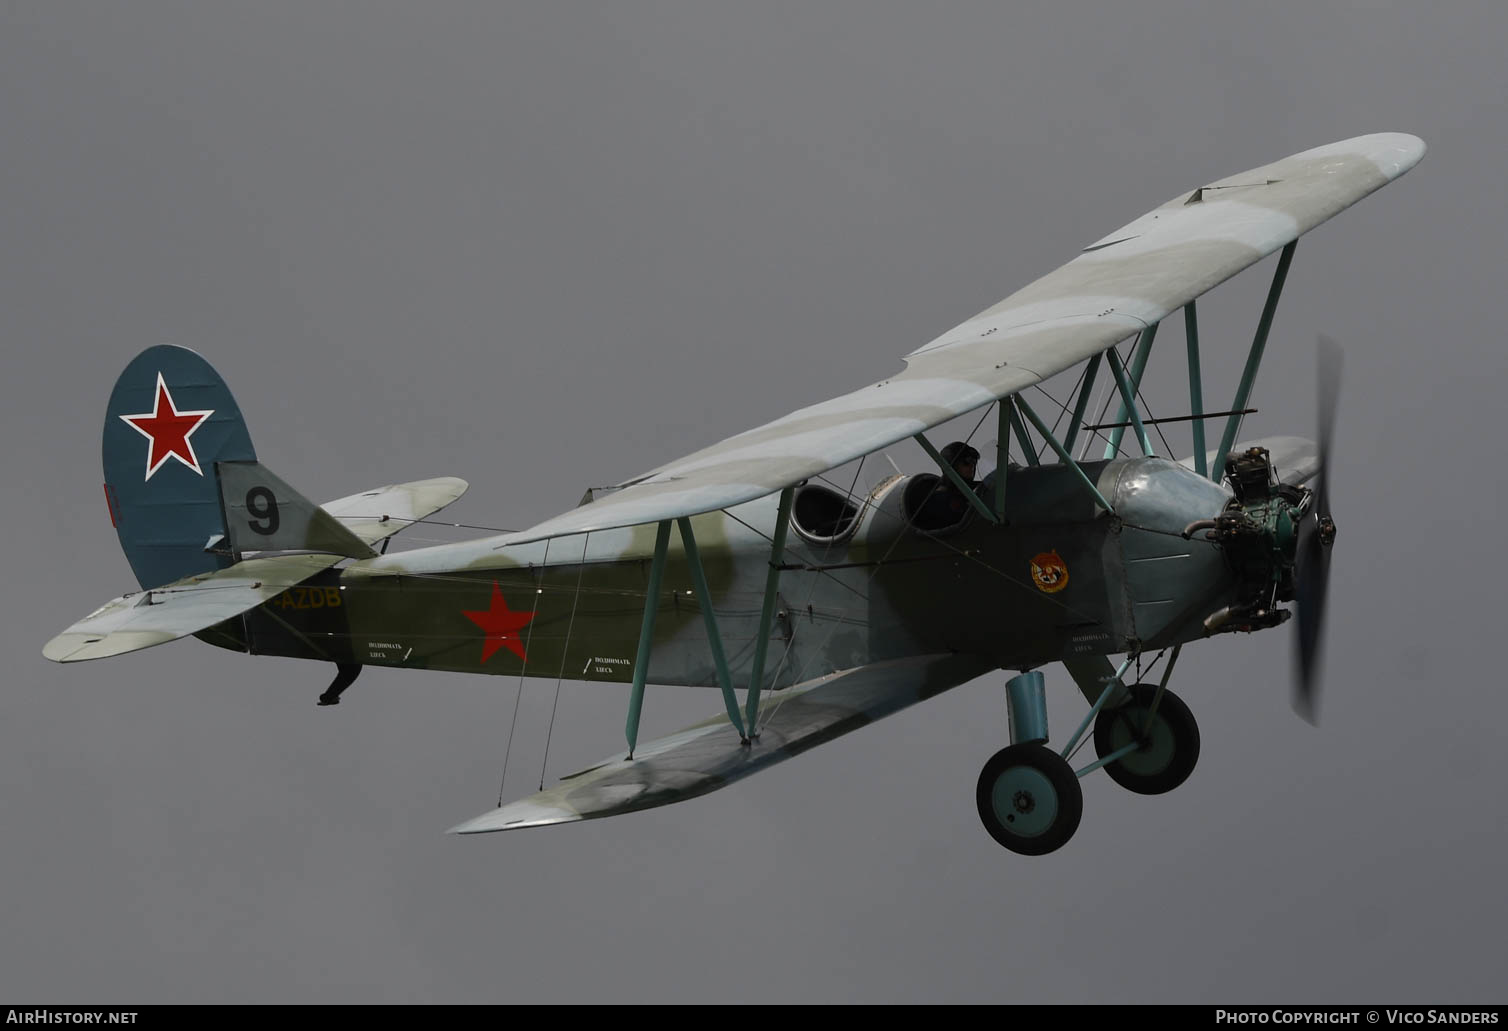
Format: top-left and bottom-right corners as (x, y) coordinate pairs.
(495, 133), (1422, 546)
(449, 652), (994, 834)
(43, 553), (340, 662)
(320, 476), (469, 547)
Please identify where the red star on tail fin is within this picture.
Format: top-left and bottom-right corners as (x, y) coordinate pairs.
(119, 373), (214, 480)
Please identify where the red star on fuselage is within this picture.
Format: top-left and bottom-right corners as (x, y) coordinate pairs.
(119, 373), (215, 481)
(462, 582), (535, 664)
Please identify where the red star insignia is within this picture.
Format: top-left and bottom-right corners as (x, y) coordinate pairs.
(462, 582), (535, 663)
(119, 373), (215, 481)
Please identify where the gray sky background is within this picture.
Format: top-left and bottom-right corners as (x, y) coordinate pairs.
(4, 1), (1503, 1004)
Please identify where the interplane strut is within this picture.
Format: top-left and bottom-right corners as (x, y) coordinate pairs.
(1013, 396), (1115, 514)
(915, 433), (1001, 525)
(1212, 241), (1297, 479)
(1062, 352), (1102, 457)
(1184, 302), (1207, 477)
(1105, 324), (1159, 459)
(625, 520), (672, 757)
(744, 487), (795, 734)
(1105, 347), (1156, 459)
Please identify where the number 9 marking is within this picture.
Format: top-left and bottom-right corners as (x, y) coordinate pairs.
(246, 486), (280, 536)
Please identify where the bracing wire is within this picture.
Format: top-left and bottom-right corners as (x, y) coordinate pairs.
(1063, 648), (1165, 765)
(1126, 337), (1178, 458)
(756, 401), (1000, 732)
(540, 533), (590, 789)
(1080, 343), (1127, 461)
(496, 537), (549, 807)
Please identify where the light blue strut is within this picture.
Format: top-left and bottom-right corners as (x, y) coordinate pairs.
(625, 520), (672, 757)
(1060, 654), (1136, 763)
(1007, 402), (1039, 466)
(914, 433), (1001, 525)
(1184, 302), (1207, 478)
(1105, 323), (1159, 459)
(677, 517), (749, 744)
(1212, 242), (1297, 480)
(1061, 353), (1102, 457)
(1073, 647), (1183, 778)
(744, 486), (794, 734)
(995, 402), (1010, 523)
(1105, 348), (1155, 458)
(1012, 396), (1115, 514)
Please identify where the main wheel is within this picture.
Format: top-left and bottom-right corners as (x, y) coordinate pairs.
(975, 743), (1083, 855)
(1093, 683), (1200, 795)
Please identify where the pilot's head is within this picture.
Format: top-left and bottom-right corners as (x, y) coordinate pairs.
(941, 441), (980, 480)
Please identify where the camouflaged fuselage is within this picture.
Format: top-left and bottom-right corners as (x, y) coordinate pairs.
(205, 457), (1239, 689)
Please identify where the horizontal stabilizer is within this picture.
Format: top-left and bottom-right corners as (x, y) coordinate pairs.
(43, 553), (340, 663)
(448, 653), (992, 835)
(320, 477), (469, 547)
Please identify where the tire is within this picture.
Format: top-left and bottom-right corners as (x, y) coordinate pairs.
(1093, 683), (1200, 795)
(975, 743), (1084, 856)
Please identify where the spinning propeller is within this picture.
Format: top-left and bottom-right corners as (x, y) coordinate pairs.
(1291, 338), (1342, 723)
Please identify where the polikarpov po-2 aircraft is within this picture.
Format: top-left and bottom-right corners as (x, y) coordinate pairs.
(46, 134), (1424, 855)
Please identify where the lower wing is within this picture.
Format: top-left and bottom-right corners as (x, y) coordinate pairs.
(450, 652), (994, 834)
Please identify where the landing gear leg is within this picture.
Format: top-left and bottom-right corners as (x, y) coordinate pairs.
(318, 662), (362, 707)
(975, 671), (1083, 856)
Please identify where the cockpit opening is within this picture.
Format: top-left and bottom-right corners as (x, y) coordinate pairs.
(903, 441), (987, 532)
(790, 484), (861, 543)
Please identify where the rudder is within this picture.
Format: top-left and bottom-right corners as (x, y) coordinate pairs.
(103, 345), (256, 589)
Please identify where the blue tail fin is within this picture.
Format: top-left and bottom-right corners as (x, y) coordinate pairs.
(103, 345), (256, 589)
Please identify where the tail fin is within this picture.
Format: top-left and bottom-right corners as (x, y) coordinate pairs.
(104, 346), (257, 589)
(103, 346), (377, 590)
(216, 461), (374, 560)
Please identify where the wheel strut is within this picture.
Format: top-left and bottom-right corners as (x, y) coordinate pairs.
(1005, 671), (1048, 744)
(977, 671), (1082, 856)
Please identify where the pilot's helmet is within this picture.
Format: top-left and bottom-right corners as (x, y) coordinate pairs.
(940, 441), (980, 468)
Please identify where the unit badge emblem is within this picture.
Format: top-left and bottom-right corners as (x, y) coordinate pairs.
(1030, 550), (1069, 594)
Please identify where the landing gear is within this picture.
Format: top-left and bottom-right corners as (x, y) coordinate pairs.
(976, 667), (1200, 854)
(1093, 683), (1200, 795)
(975, 743), (1083, 856)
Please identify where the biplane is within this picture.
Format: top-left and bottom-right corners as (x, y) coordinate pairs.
(45, 133), (1424, 855)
